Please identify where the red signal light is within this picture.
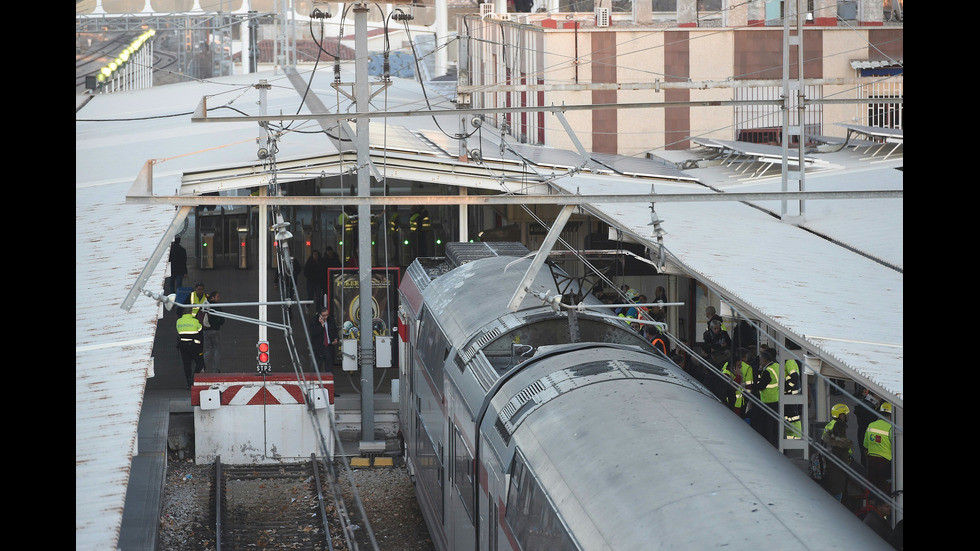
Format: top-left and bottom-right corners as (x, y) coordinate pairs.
(257, 341), (270, 369)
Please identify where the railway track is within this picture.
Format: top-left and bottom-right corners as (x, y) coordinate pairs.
(76, 30), (179, 93)
(214, 454), (363, 551)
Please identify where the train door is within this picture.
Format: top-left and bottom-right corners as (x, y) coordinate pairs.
(481, 446), (506, 551)
(450, 421), (477, 551)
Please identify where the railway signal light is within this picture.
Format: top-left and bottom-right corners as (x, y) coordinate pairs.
(257, 341), (271, 372)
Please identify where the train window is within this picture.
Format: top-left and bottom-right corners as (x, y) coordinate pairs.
(505, 451), (579, 551)
(416, 412), (445, 524)
(417, 307), (448, 391)
(483, 318), (655, 373)
(453, 427), (475, 523)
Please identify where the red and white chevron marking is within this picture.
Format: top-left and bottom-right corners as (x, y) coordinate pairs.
(191, 373), (334, 406)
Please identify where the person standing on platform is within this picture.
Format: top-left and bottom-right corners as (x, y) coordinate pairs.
(864, 402), (894, 494)
(309, 306), (340, 396)
(783, 354), (803, 439)
(189, 282), (207, 317)
(722, 347), (754, 419)
(322, 246), (341, 300)
(754, 348), (781, 447)
(176, 307), (205, 389)
(822, 403), (855, 502)
(388, 210), (402, 262)
(304, 250), (326, 310)
(409, 205), (431, 257)
(856, 389), (882, 466)
(700, 318), (732, 397)
(705, 306), (725, 330)
(338, 208), (358, 261)
(732, 318), (757, 353)
(168, 235), (187, 295)
(644, 323), (669, 356)
(702, 318), (732, 367)
(201, 291), (225, 373)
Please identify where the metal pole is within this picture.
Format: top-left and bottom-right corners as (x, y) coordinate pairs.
(797, 0), (806, 218)
(354, 3), (379, 452)
(259, 85), (270, 345)
(780, 1), (790, 218)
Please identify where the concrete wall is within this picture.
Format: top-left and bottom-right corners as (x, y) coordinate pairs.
(191, 374), (336, 465)
(195, 402), (335, 464)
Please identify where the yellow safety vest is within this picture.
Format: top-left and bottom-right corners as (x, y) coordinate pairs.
(759, 361), (779, 404)
(190, 292), (207, 316)
(176, 315), (203, 345)
(784, 359), (800, 392)
(864, 419), (893, 461)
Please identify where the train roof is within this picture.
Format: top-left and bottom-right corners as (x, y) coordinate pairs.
(410, 251), (563, 346)
(498, 346), (893, 550)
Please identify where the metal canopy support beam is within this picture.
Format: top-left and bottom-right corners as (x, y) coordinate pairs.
(553, 111), (591, 168)
(127, 190), (903, 207)
(120, 206), (192, 311)
(189, 96), (901, 125)
(507, 204), (576, 312)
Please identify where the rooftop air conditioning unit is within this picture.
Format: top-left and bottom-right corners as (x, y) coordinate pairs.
(595, 7), (610, 27)
(480, 3), (493, 18)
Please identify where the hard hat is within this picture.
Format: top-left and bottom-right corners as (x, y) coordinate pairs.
(831, 403), (850, 418)
(626, 288), (639, 300)
(879, 402), (892, 414)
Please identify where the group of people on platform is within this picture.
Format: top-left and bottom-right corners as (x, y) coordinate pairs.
(687, 303), (900, 548)
(169, 236), (225, 388)
(169, 234), (343, 392)
(302, 247), (342, 311)
(604, 283), (900, 546)
(174, 282), (224, 389)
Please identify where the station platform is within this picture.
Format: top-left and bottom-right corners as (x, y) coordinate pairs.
(119, 252), (404, 550)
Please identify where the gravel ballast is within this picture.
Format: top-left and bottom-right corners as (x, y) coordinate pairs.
(159, 451), (436, 551)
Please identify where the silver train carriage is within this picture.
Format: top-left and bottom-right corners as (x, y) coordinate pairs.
(396, 243), (890, 551)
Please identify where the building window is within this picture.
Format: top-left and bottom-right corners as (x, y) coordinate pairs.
(867, 97), (902, 129)
(558, 0), (632, 12)
(734, 85), (824, 145)
(859, 81), (903, 130)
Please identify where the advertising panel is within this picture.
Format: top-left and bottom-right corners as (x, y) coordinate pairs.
(327, 267), (401, 341)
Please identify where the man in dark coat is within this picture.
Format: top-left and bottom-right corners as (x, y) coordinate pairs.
(304, 250), (326, 309)
(308, 306), (340, 395)
(169, 236), (188, 294)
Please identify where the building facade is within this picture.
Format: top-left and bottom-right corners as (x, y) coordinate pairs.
(462, 0), (902, 155)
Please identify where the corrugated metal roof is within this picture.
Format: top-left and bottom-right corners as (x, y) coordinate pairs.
(850, 59), (904, 70)
(75, 181), (173, 551)
(559, 151), (903, 401)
